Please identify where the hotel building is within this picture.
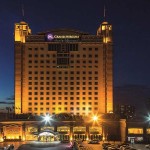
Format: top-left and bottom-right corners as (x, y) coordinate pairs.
(14, 20), (113, 116)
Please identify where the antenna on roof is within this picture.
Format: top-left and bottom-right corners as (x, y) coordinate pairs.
(21, 1), (25, 21)
(104, 5), (106, 21)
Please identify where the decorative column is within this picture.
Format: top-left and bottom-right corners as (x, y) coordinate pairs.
(86, 125), (89, 140)
(22, 123), (26, 141)
(70, 125), (73, 141)
(120, 119), (126, 142)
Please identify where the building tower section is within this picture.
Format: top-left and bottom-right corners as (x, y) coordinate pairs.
(14, 21), (31, 113)
(14, 21), (113, 115)
(97, 21), (113, 113)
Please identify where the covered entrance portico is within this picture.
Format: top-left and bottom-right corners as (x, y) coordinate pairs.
(34, 130), (59, 142)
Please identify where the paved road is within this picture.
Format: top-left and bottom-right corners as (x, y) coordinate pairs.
(0, 141), (149, 150)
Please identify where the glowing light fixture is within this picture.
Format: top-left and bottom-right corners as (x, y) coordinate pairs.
(93, 115), (98, 121)
(42, 114), (52, 124)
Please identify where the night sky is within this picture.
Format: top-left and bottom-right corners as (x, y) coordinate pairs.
(0, 0), (150, 113)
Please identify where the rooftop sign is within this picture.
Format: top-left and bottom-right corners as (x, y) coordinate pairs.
(46, 33), (79, 41)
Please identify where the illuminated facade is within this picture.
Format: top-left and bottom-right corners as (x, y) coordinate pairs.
(14, 21), (113, 115)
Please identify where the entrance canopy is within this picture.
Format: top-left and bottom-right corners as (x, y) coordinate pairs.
(39, 132), (54, 136)
(33, 129), (58, 136)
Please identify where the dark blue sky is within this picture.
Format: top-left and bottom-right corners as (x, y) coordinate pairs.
(0, 0), (150, 112)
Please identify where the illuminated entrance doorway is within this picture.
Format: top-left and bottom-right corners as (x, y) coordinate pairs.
(37, 130), (59, 142)
(38, 132), (54, 142)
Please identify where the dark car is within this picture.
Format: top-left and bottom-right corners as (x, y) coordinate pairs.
(61, 139), (70, 143)
(88, 139), (100, 144)
(102, 143), (111, 149)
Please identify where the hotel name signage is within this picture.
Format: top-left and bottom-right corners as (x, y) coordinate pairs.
(47, 33), (79, 41)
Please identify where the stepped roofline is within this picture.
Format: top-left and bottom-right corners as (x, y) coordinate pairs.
(37, 28), (89, 36)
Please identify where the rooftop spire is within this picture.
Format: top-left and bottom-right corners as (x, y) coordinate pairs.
(21, 1), (25, 21)
(104, 5), (106, 21)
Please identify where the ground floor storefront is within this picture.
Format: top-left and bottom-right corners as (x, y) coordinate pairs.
(0, 116), (124, 142)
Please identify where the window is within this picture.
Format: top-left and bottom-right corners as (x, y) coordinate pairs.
(77, 107), (80, 110)
(34, 97), (38, 100)
(82, 102), (86, 105)
(40, 97), (44, 100)
(76, 92), (80, 95)
(88, 92), (92, 95)
(28, 102), (32, 106)
(95, 102), (98, 105)
(95, 97), (98, 100)
(82, 92), (86, 95)
(70, 92), (74, 95)
(46, 108), (49, 111)
(95, 87), (98, 90)
(28, 47), (32, 50)
(70, 107), (74, 110)
(83, 77), (86, 80)
(82, 107), (86, 110)
(40, 87), (44, 90)
(28, 108), (32, 111)
(88, 102), (92, 105)
(29, 97), (32, 100)
(76, 97), (80, 100)
(34, 102), (38, 105)
(28, 82), (32, 85)
(28, 92), (32, 95)
(46, 87), (50, 90)
(88, 107), (92, 110)
(70, 87), (74, 90)
(95, 92), (98, 95)
(58, 92), (62, 95)
(40, 92), (44, 95)
(88, 97), (92, 100)
(46, 97), (49, 100)
(70, 102), (74, 105)
(29, 87), (32, 90)
(64, 102), (68, 105)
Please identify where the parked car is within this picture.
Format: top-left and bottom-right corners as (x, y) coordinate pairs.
(61, 139), (70, 143)
(88, 139), (100, 144)
(102, 142), (111, 149)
